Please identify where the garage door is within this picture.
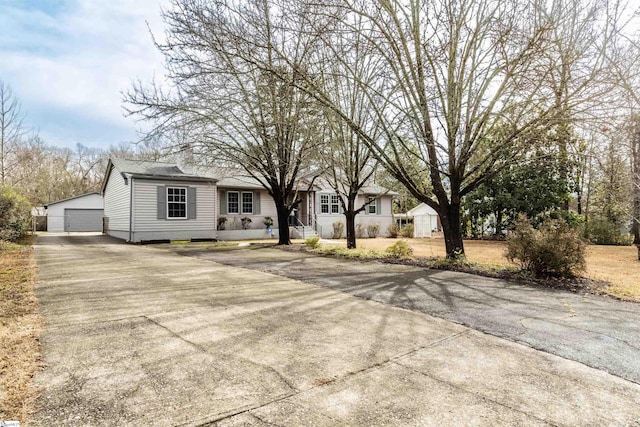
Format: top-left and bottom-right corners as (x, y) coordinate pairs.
(65, 209), (104, 232)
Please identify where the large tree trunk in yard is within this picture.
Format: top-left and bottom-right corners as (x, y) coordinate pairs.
(276, 206), (291, 245)
(439, 202), (465, 259)
(345, 210), (357, 249)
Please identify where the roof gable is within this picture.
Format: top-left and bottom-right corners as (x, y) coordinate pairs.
(101, 158), (217, 194)
(407, 203), (438, 216)
(44, 192), (102, 207)
(111, 158), (198, 178)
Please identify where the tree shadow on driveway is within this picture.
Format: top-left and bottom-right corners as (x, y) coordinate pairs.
(177, 246), (640, 385)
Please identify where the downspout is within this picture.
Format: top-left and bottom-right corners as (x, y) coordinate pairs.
(129, 177), (134, 242)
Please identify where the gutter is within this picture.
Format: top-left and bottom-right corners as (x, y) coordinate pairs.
(128, 173), (217, 183)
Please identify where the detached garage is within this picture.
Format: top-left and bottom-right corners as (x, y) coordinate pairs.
(45, 193), (104, 232)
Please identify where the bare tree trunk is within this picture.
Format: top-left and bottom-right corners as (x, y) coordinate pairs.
(439, 202), (465, 259)
(631, 121), (640, 245)
(495, 209), (504, 237)
(345, 209), (357, 249)
(276, 204), (291, 245)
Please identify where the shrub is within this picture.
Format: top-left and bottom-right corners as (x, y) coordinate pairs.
(0, 186), (30, 242)
(331, 221), (345, 239)
(400, 224), (414, 238)
(506, 215), (586, 278)
(367, 223), (380, 238)
(355, 223), (365, 238)
(583, 218), (633, 246)
(387, 223), (399, 238)
(217, 217), (227, 230)
(262, 216), (274, 228)
(305, 236), (320, 249)
(385, 240), (414, 258)
(241, 217), (252, 230)
(315, 245), (381, 259)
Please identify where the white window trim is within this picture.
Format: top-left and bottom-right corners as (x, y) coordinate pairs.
(167, 186), (187, 220)
(241, 191), (253, 215)
(227, 191), (239, 214)
(227, 191), (253, 215)
(331, 195), (340, 214)
(367, 196), (377, 214)
(320, 194), (329, 214)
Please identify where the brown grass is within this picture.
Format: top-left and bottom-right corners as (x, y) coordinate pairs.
(354, 238), (640, 302)
(0, 235), (42, 424)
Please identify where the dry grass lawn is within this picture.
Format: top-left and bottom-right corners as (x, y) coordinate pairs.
(355, 238), (640, 302)
(0, 236), (42, 424)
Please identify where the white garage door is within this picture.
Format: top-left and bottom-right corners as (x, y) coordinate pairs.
(65, 209), (104, 232)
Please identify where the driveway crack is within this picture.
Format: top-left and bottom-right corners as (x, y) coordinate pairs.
(143, 315), (212, 355)
(143, 315), (299, 394)
(392, 360), (562, 427)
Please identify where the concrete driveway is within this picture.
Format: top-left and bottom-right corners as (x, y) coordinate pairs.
(33, 234), (640, 426)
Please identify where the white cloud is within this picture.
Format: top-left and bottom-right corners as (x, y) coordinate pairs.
(0, 0), (169, 148)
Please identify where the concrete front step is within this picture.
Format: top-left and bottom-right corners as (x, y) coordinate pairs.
(290, 226), (318, 239)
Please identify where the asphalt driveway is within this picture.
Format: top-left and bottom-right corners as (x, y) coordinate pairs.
(175, 245), (640, 385)
(32, 234), (640, 426)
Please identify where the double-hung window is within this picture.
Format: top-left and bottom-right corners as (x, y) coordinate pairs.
(167, 187), (187, 219)
(320, 194), (341, 214)
(241, 192), (253, 214)
(228, 191), (239, 214)
(331, 195), (340, 213)
(367, 197), (377, 214)
(227, 191), (253, 214)
(320, 194), (329, 214)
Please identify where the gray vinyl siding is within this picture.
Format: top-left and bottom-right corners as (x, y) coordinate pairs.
(314, 193), (395, 238)
(103, 170), (130, 233)
(217, 188), (278, 230)
(131, 179), (216, 241)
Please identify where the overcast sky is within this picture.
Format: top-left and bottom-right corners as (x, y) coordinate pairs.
(1, 1), (639, 151)
(0, 0), (168, 150)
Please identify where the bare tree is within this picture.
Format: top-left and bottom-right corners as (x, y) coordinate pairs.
(71, 143), (107, 193)
(318, 40), (384, 249)
(9, 137), (108, 205)
(590, 133), (630, 226)
(541, 0), (619, 210)
(277, 0), (621, 258)
(0, 80), (27, 185)
(609, 26), (640, 254)
(321, 119), (379, 249)
(125, 0), (326, 244)
(628, 115), (640, 247)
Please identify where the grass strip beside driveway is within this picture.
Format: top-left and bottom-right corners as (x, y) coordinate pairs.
(0, 236), (42, 424)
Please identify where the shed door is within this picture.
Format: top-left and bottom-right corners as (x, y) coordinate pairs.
(65, 209), (104, 232)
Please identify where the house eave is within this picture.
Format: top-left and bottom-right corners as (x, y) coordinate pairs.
(128, 173), (218, 183)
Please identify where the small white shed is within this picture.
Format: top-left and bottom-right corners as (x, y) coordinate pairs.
(407, 203), (440, 238)
(45, 193), (104, 232)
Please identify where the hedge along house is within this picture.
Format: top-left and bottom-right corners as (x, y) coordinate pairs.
(101, 158), (217, 243)
(44, 192), (104, 232)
